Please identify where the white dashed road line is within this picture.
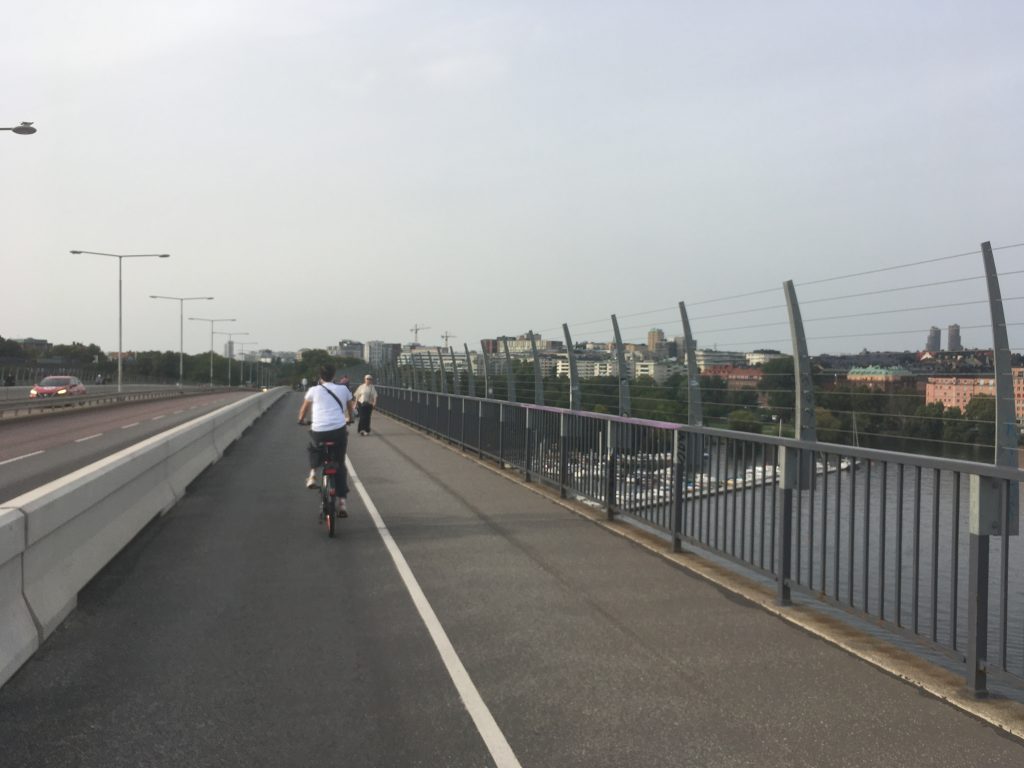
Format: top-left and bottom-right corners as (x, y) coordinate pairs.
(0, 450), (45, 466)
(75, 433), (103, 443)
(152, 415), (165, 420)
(120, 422), (139, 429)
(346, 458), (523, 768)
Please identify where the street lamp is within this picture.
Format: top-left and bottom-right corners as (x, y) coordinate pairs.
(236, 341), (258, 387)
(150, 295), (214, 385)
(213, 330), (248, 386)
(189, 317), (236, 386)
(1, 122), (36, 135)
(71, 250), (170, 393)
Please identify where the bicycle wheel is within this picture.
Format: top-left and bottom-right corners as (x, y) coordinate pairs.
(323, 475), (335, 538)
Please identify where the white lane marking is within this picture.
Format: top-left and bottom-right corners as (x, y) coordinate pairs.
(346, 458), (522, 768)
(152, 415), (166, 420)
(0, 450), (45, 466)
(173, 410), (184, 415)
(121, 422), (140, 429)
(75, 433), (103, 443)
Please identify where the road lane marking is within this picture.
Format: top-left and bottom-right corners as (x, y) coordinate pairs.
(173, 410), (184, 415)
(75, 433), (103, 443)
(0, 450), (45, 466)
(121, 422), (140, 429)
(152, 415), (166, 420)
(346, 458), (522, 768)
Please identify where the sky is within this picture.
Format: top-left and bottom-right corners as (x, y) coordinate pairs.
(2, 1), (1022, 358)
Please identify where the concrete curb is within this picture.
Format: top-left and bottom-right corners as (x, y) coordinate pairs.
(0, 387), (287, 688)
(379, 412), (1024, 742)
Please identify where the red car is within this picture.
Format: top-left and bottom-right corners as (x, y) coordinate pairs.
(29, 375), (87, 398)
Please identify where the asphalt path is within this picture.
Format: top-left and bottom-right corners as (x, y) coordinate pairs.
(0, 391), (253, 501)
(0, 393), (1021, 767)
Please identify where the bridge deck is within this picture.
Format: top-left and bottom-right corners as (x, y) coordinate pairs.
(1, 392), (1021, 767)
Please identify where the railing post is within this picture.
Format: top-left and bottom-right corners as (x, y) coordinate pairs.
(477, 399), (484, 459)
(559, 412), (568, 498)
(777, 446), (797, 605)
(438, 349), (449, 395)
(966, 530), (990, 698)
(605, 420), (617, 520)
(460, 395), (467, 449)
(966, 474), (1000, 697)
(524, 408), (533, 482)
(498, 402), (505, 468)
(671, 430), (683, 552)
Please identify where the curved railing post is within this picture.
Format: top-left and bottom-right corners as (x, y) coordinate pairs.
(678, 301), (703, 427)
(783, 280), (817, 482)
(611, 314), (631, 417)
(965, 241), (1020, 699)
(437, 349), (449, 394)
(449, 347), (460, 396)
(529, 330), (545, 406)
(479, 341), (492, 398)
(562, 323), (581, 411)
(502, 336), (517, 403)
(464, 343), (477, 397)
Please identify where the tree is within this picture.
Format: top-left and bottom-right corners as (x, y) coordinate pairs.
(758, 357), (795, 415)
(726, 409), (763, 434)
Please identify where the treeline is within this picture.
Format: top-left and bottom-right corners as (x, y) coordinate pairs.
(0, 336), (366, 388)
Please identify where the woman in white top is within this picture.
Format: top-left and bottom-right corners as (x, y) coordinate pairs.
(298, 363), (354, 509)
(353, 374), (378, 435)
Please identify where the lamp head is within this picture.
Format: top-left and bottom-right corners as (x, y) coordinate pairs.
(12, 122), (36, 135)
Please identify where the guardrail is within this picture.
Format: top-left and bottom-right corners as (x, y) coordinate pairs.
(0, 386), (235, 420)
(0, 387), (287, 687)
(378, 385), (1024, 698)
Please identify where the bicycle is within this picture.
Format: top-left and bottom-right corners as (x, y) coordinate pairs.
(299, 421), (349, 538)
(316, 441), (343, 537)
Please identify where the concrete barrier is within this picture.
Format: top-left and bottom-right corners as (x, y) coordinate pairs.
(0, 387), (287, 687)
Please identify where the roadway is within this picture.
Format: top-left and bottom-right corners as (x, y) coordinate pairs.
(0, 391), (254, 501)
(0, 393), (1021, 767)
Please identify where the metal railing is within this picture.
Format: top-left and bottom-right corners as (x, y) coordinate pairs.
(378, 385), (1023, 698)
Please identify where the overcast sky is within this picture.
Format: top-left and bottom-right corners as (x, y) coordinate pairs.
(2, 1), (1022, 357)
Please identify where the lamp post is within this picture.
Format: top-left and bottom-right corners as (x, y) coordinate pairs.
(1, 122), (36, 135)
(213, 331), (248, 386)
(150, 295), (214, 385)
(71, 250), (170, 393)
(236, 341), (257, 387)
(189, 318), (236, 386)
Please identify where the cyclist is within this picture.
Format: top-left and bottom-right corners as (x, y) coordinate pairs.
(298, 363), (354, 512)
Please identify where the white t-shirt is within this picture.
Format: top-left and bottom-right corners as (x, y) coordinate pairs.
(304, 381), (352, 431)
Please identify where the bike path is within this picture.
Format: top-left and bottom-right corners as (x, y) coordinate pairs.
(0, 393), (1021, 766)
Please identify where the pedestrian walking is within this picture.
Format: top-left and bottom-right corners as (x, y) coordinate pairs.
(353, 374), (378, 435)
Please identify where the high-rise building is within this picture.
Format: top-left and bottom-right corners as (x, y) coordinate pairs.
(948, 324), (962, 352)
(366, 340), (401, 367)
(926, 326), (941, 353)
(224, 340), (235, 358)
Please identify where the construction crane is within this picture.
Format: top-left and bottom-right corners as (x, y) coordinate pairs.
(441, 331), (457, 348)
(410, 324), (431, 344)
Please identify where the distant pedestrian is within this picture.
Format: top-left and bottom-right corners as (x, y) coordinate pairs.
(353, 374), (378, 435)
